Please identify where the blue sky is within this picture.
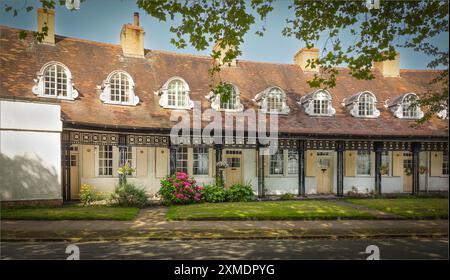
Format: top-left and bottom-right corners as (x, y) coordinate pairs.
(0, 0), (448, 69)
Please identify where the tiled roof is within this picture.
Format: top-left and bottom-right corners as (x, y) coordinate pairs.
(0, 26), (447, 139)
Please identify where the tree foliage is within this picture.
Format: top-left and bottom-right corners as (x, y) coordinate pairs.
(4, 0), (449, 123)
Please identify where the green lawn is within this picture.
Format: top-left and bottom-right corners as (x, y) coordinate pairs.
(1, 205), (139, 220)
(167, 200), (375, 220)
(346, 198), (448, 219)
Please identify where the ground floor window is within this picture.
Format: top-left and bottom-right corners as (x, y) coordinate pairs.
(176, 146), (188, 174)
(381, 151), (390, 176)
(356, 150), (371, 175)
(193, 147), (209, 175)
(403, 152), (413, 171)
(99, 145), (113, 176)
(443, 153), (449, 175)
(119, 146), (134, 175)
(288, 149), (298, 174)
(269, 149), (284, 175)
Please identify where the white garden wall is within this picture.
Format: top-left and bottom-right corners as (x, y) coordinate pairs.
(0, 100), (62, 202)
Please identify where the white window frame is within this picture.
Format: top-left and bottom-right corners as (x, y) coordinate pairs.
(32, 61), (79, 100)
(356, 150), (372, 176)
(398, 93), (424, 119)
(119, 146), (136, 176)
(442, 153), (449, 176)
(155, 76), (194, 109)
(205, 83), (244, 112)
(253, 86), (290, 114)
(287, 149), (298, 175)
(98, 145), (113, 176)
(193, 146), (209, 176)
(299, 89), (336, 116)
(176, 146), (188, 174)
(345, 91), (380, 118)
(381, 151), (391, 176)
(100, 70), (139, 106)
(269, 149), (284, 176)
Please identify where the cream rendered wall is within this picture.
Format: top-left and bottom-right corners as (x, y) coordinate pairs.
(0, 100), (62, 201)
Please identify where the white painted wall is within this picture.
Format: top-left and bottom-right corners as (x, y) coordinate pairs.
(0, 100), (62, 201)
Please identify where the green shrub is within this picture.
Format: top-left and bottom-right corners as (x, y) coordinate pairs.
(279, 193), (295, 200)
(226, 183), (255, 202)
(201, 184), (226, 203)
(109, 183), (149, 208)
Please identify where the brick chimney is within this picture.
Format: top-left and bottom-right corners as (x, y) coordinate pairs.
(373, 52), (400, 77)
(294, 47), (320, 72)
(37, 8), (55, 45)
(120, 12), (145, 58)
(213, 41), (237, 67)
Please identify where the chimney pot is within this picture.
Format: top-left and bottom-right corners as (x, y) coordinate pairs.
(134, 12), (139, 27)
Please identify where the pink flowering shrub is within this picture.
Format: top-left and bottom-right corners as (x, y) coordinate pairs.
(158, 172), (203, 205)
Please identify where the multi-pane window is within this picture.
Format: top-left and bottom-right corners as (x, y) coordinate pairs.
(220, 85), (237, 110)
(99, 145), (113, 176)
(313, 91), (330, 115)
(356, 150), (371, 175)
(119, 146), (133, 175)
(193, 147), (209, 175)
(288, 149), (298, 174)
(381, 151), (390, 176)
(43, 64), (68, 97)
(269, 149), (284, 175)
(176, 147), (188, 174)
(167, 79), (187, 107)
(442, 153), (449, 175)
(403, 152), (413, 170)
(110, 72), (130, 102)
(358, 93), (374, 117)
(402, 95), (418, 118)
(266, 88), (283, 113)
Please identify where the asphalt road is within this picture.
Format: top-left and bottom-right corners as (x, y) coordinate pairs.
(1, 238), (448, 260)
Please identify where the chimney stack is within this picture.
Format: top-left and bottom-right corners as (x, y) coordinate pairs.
(134, 12), (139, 27)
(294, 47), (319, 72)
(212, 41), (237, 67)
(37, 8), (55, 45)
(373, 52), (400, 77)
(120, 13), (145, 58)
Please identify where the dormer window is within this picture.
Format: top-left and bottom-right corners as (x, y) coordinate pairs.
(32, 61), (78, 100)
(155, 77), (194, 109)
(385, 93), (424, 119)
(299, 89), (335, 116)
(100, 71), (139, 106)
(343, 91), (380, 118)
(358, 92), (375, 116)
(253, 86), (290, 114)
(205, 83), (244, 112)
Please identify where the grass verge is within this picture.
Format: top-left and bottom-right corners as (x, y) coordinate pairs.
(345, 198), (448, 219)
(167, 200), (375, 220)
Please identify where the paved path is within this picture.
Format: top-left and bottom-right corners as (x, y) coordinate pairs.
(1, 238), (448, 260)
(332, 200), (402, 219)
(1, 207), (448, 240)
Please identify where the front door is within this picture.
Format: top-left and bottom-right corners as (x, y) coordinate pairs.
(316, 151), (333, 194)
(224, 150), (243, 188)
(70, 146), (80, 199)
(403, 152), (413, 192)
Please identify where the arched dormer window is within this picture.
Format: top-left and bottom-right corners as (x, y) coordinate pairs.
(385, 93), (424, 119)
(343, 91), (380, 118)
(205, 83), (244, 112)
(32, 61), (78, 100)
(99, 71), (139, 106)
(299, 89), (335, 116)
(253, 86), (290, 114)
(155, 77), (194, 109)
